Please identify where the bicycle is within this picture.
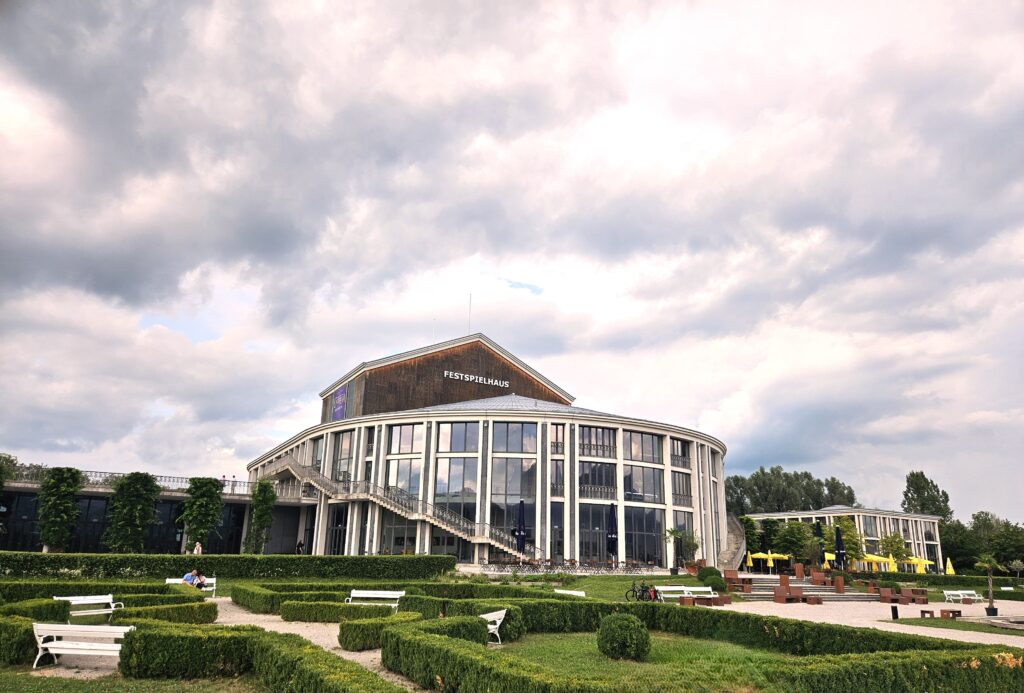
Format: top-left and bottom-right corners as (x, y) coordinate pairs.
(625, 580), (656, 602)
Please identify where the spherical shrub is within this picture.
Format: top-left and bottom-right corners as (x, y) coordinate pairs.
(696, 566), (722, 582)
(703, 575), (728, 593)
(597, 613), (650, 661)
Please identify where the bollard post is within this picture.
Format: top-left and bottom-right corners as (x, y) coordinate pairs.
(891, 605), (899, 620)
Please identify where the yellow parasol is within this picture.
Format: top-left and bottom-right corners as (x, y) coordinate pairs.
(887, 553), (897, 572)
(945, 557), (956, 575)
(749, 552), (770, 559)
(822, 560), (831, 570)
(766, 555), (774, 569)
(824, 551), (836, 562)
(745, 551), (754, 568)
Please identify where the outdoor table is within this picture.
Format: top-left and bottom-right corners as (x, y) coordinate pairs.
(940, 609), (962, 620)
(920, 610), (935, 618)
(679, 597), (695, 606)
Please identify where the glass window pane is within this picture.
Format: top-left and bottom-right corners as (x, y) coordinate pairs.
(491, 458), (505, 494)
(438, 424), (451, 453)
(493, 424), (507, 453)
(508, 423), (522, 453)
(464, 459), (477, 495)
(413, 425), (424, 453)
(466, 423), (479, 452)
(435, 458), (449, 496)
(451, 423), (464, 452)
(523, 424), (537, 453)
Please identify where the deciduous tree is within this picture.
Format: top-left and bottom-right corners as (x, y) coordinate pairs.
(103, 472), (161, 553)
(775, 521), (812, 557)
(879, 532), (910, 561)
(900, 471), (953, 523)
(243, 479), (277, 554)
(38, 466), (85, 552)
(725, 466), (858, 514)
(179, 477), (224, 547)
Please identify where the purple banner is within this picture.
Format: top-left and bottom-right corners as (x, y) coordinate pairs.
(332, 384), (348, 421)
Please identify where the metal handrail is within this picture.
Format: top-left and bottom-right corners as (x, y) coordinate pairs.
(10, 466), (257, 496)
(670, 455), (691, 469)
(579, 484), (617, 500)
(550, 442), (565, 455)
(672, 494), (694, 507)
(550, 483), (565, 497)
(579, 444), (616, 458)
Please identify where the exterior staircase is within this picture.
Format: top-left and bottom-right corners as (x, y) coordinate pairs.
(737, 573), (881, 603)
(262, 454), (541, 560)
(718, 514), (747, 570)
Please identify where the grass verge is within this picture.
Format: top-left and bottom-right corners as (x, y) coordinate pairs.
(892, 617), (1024, 639)
(0, 668), (263, 692)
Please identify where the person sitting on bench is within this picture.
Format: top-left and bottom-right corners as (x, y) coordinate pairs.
(182, 569), (206, 589)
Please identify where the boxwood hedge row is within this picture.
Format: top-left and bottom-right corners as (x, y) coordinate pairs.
(0, 616), (35, 665)
(0, 597), (71, 622)
(0, 579), (179, 602)
(111, 601), (218, 624)
(119, 620), (404, 691)
(847, 571), (1018, 588)
(338, 612), (423, 651)
(280, 601), (393, 622)
(0, 551), (455, 579)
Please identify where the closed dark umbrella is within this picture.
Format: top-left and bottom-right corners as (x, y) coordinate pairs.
(814, 522), (825, 565)
(834, 527), (846, 570)
(606, 504), (618, 565)
(514, 499), (527, 554)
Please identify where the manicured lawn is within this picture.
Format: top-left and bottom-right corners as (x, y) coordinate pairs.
(893, 617), (1024, 638)
(502, 631), (790, 692)
(557, 575), (704, 602)
(0, 668), (263, 692)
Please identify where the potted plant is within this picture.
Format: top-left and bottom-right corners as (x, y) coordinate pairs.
(665, 529), (700, 575)
(975, 553), (1006, 617)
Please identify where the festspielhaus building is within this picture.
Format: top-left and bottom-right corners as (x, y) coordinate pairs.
(247, 335), (730, 567)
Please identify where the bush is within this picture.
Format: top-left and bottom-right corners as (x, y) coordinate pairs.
(407, 616), (489, 645)
(878, 580), (901, 591)
(847, 571), (1018, 588)
(112, 601), (218, 624)
(0, 551), (456, 579)
(397, 594), (448, 619)
(0, 597), (70, 621)
(0, 579), (171, 602)
(0, 616), (35, 665)
(119, 621), (404, 691)
(119, 592), (205, 607)
(697, 566), (722, 582)
(339, 612), (422, 651)
(281, 601), (393, 622)
(703, 576), (728, 593)
(597, 613), (650, 661)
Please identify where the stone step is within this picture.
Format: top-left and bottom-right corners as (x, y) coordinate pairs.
(741, 593), (880, 602)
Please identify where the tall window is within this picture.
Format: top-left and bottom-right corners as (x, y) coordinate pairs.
(710, 450), (721, 477)
(671, 472), (692, 506)
(623, 431), (662, 463)
(326, 504), (348, 555)
(551, 458), (565, 496)
(332, 430), (354, 481)
(624, 465), (663, 503)
(437, 422), (479, 453)
(490, 457), (537, 543)
(311, 436), (325, 468)
(673, 510), (694, 533)
(379, 509), (416, 555)
(388, 424), (424, 454)
(551, 424), (565, 454)
(386, 458), (422, 495)
(579, 462), (616, 487)
(550, 502), (564, 562)
(670, 438), (690, 468)
(365, 427), (376, 456)
(492, 423), (537, 453)
(862, 515), (878, 537)
(579, 426), (615, 458)
(579, 503), (609, 563)
(433, 457), (478, 523)
(624, 506), (664, 567)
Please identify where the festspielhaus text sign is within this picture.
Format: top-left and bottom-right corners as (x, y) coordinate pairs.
(443, 370), (510, 388)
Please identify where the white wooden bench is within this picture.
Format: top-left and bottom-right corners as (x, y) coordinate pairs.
(166, 576), (217, 598)
(1000, 586), (1015, 592)
(943, 590), (984, 603)
(345, 589), (405, 611)
(54, 594), (124, 621)
(479, 609), (506, 644)
(654, 585), (719, 602)
(33, 623), (134, 669)
(553, 589), (586, 598)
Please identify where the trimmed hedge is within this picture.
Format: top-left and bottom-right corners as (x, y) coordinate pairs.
(281, 601), (393, 622)
(397, 595), (447, 619)
(0, 597), (71, 622)
(0, 615), (35, 665)
(445, 600), (526, 642)
(0, 579), (172, 602)
(0, 551), (456, 579)
(112, 601), (218, 624)
(118, 592), (206, 607)
(407, 615), (489, 645)
(119, 620), (404, 691)
(848, 571), (1018, 588)
(232, 583), (425, 614)
(339, 612), (422, 651)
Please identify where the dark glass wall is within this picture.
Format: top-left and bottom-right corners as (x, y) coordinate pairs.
(624, 506), (664, 567)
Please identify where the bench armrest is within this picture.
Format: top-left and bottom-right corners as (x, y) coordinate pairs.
(112, 602), (124, 610)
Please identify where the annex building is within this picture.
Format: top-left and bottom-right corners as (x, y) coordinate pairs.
(248, 334), (731, 567)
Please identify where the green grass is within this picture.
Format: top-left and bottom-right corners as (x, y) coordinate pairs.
(0, 668), (263, 692)
(893, 617), (1024, 638)
(557, 575), (705, 602)
(502, 631), (790, 692)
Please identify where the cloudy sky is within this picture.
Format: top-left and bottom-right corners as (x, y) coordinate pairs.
(1, 1), (1022, 522)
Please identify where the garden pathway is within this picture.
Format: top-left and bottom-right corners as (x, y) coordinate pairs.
(213, 597), (425, 691)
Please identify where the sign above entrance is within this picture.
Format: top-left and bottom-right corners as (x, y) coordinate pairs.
(443, 370), (510, 388)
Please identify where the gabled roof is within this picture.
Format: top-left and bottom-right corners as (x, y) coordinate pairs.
(318, 333), (574, 403)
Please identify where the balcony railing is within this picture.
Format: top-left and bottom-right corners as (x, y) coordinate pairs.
(550, 482), (565, 497)
(550, 442), (564, 455)
(625, 491), (663, 503)
(672, 493), (693, 507)
(10, 466), (259, 496)
(579, 444), (616, 459)
(579, 484), (617, 500)
(670, 455), (691, 469)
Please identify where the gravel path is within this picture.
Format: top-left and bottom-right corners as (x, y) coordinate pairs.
(214, 598), (425, 691)
(721, 598), (1024, 647)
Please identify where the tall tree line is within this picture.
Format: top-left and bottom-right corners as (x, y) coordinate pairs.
(725, 465), (858, 515)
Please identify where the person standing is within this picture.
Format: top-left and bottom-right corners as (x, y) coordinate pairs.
(295, 540), (305, 555)
(193, 541), (203, 555)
